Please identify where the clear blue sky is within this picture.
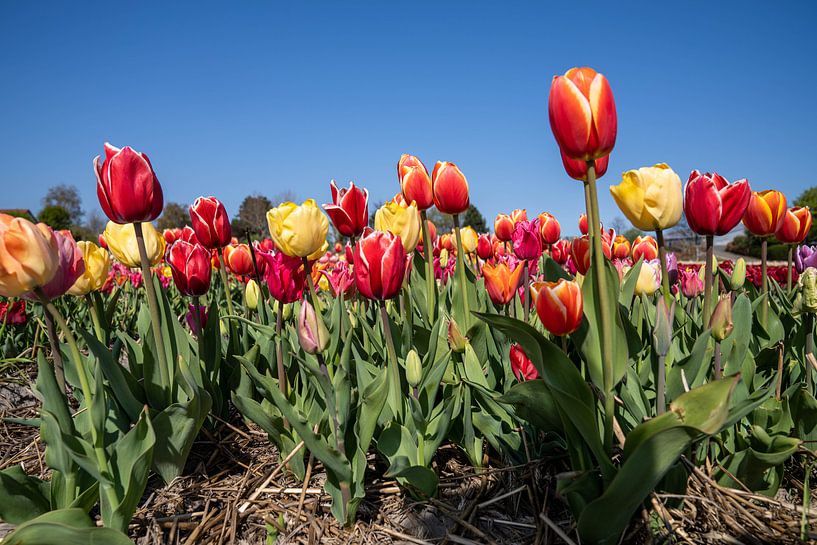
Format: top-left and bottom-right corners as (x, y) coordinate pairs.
(2, 1), (816, 236)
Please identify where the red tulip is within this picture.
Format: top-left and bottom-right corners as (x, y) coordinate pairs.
(512, 219), (542, 260)
(482, 259), (524, 306)
(776, 206), (813, 244)
(510, 209), (528, 224)
(168, 241), (212, 296)
(0, 301), (27, 326)
(743, 190), (788, 236)
(495, 214), (515, 242)
(611, 235), (631, 260)
(548, 67), (617, 161)
(684, 171), (751, 236)
(432, 161), (470, 215)
(163, 228), (181, 244)
(679, 269), (704, 298)
(578, 214), (589, 235)
(320, 260), (356, 298)
(399, 157), (433, 211)
(476, 234), (494, 260)
(264, 251), (306, 304)
(631, 235), (658, 262)
(532, 278), (584, 336)
(398, 154), (428, 179)
(550, 239), (570, 265)
(223, 243), (254, 277)
(537, 212), (561, 245)
(190, 196), (232, 249)
(95, 142), (164, 224)
(570, 237), (591, 275)
(560, 149), (609, 181)
(258, 238), (276, 253)
(354, 231), (407, 300)
(179, 226), (199, 245)
(509, 343), (539, 381)
(323, 180), (369, 238)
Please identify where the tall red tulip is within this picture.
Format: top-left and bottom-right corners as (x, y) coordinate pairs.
(560, 149), (609, 181)
(743, 190), (788, 236)
(95, 142), (164, 223)
(354, 231), (407, 300)
(323, 180), (369, 238)
(167, 241), (212, 296)
(684, 171), (751, 236)
(531, 278), (584, 336)
(537, 212), (561, 245)
(432, 162), (470, 215)
(548, 67), (617, 161)
(776, 206), (812, 244)
(611, 235), (631, 260)
(190, 196), (232, 249)
(399, 154), (433, 210)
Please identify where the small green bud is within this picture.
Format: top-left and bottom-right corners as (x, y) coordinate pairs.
(245, 279), (260, 310)
(447, 318), (468, 353)
(653, 296), (674, 357)
(800, 267), (817, 313)
(709, 295), (734, 341)
(282, 302), (293, 321)
(730, 258), (746, 291)
(406, 350), (422, 388)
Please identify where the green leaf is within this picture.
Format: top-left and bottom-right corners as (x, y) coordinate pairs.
(2, 508), (133, 545)
(83, 331), (144, 422)
(0, 465), (51, 524)
(499, 379), (562, 434)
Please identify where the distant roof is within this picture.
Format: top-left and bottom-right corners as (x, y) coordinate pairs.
(0, 209), (38, 222)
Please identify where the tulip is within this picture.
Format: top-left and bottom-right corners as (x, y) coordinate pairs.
(406, 349), (423, 389)
(610, 164), (682, 231)
(560, 149), (609, 181)
(611, 235), (631, 260)
(482, 260), (525, 306)
(189, 196), (232, 249)
(679, 269), (704, 298)
(684, 171), (751, 236)
(551, 239), (570, 265)
(796, 245), (817, 274)
(447, 318), (468, 353)
(512, 220), (543, 261)
(532, 278), (583, 336)
(476, 234), (493, 260)
(743, 190), (788, 236)
(223, 243), (254, 277)
(67, 241), (111, 296)
(570, 236), (591, 276)
(549, 67), (616, 161)
(459, 226), (478, 254)
(28, 230), (84, 300)
(320, 260), (356, 298)
(509, 343), (539, 381)
(631, 235), (658, 262)
(398, 154), (428, 180)
(267, 200), (329, 259)
(578, 213), (589, 235)
(245, 279), (260, 310)
(633, 259), (662, 296)
(776, 206), (812, 244)
(297, 300), (329, 355)
(432, 162), (470, 215)
(167, 241), (212, 297)
(709, 295), (734, 342)
(440, 233), (456, 253)
(0, 301), (27, 326)
(163, 228), (181, 245)
(495, 214), (515, 242)
(186, 304), (208, 335)
(800, 268), (817, 313)
(95, 142), (163, 223)
(323, 181), (369, 238)
(0, 214), (60, 298)
(374, 200), (421, 253)
(730, 258), (746, 290)
(263, 251), (306, 304)
(103, 221), (165, 268)
(399, 159), (433, 211)
(510, 209), (528, 224)
(177, 226), (198, 245)
(354, 231), (407, 300)
(537, 213), (561, 245)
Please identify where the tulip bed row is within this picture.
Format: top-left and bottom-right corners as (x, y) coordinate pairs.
(1, 66), (817, 544)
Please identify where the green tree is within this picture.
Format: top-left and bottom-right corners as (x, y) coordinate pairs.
(42, 184), (83, 225)
(157, 202), (190, 230)
(232, 194), (273, 238)
(461, 204), (487, 232)
(795, 186), (817, 243)
(38, 204), (72, 231)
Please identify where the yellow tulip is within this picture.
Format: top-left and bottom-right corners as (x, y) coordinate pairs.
(610, 163), (682, 231)
(67, 241), (111, 296)
(266, 200), (329, 260)
(458, 226), (478, 254)
(103, 221), (165, 268)
(245, 279), (260, 310)
(0, 214), (60, 297)
(633, 260), (661, 296)
(374, 200), (421, 253)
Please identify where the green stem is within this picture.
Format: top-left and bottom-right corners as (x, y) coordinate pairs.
(41, 309), (66, 392)
(713, 340), (722, 380)
(807, 313), (814, 393)
(761, 238), (769, 327)
(453, 215), (471, 329)
(702, 235), (715, 327)
(585, 163), (615, 456)
(523, 260), (530, 323)
(276, 299), (287, 397)
(303, 258), (322, 314)
(657, 354), (666, 414)
(787, 244), (794, 294)
(655, 228), (672, 304)
(134, 222), (170, 397)
(217, 253), (236, 317)
(379, 301), (402, 419)
(420, 210), (436, 325)
(85, 294), (104, 343)
(245, 234), (269, 324)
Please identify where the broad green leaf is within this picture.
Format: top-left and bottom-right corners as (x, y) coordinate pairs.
(2, 508), (133, 545)
(0, 465), (50, 524)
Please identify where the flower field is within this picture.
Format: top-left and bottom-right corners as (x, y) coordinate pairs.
(2, 66), (817, 544)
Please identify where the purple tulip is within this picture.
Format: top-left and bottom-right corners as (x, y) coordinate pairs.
(795, 245), (817, 274)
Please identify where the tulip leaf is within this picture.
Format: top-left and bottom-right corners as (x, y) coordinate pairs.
(499, 379), (562, 434)
(1, 508), (133, 545)
(83, 331), (145, 422)
(0, 465), (51, 524)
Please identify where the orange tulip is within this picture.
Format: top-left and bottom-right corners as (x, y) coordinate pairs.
(548, 67), (617, 161)
(631, 235), (658, 262)
(482, 260), (525, 306)
(0, 214), (60, 297)
(495, 214), (515, 242)
(775, 206), (812, 244)
(611, 235), (631, 260)
(743, 190), (788, 236)
(570, 236), (591, 275)
(510, 209), (528, 224)
(432, 161), (470, 215)
(532, 278), (584, 336)
(399, 156), (433, 211)
(537, 212), (561, 245)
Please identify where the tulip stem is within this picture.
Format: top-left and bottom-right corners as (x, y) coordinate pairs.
(379, 301), (402, 419)
(585, 163), (616, 456)
(302, 258), (323, 315)
(713, 340), (722, 380)
(246, 232), (269, 325)
(776, 342), (784, 401)
(761, 238), (769, 327)
(807, 313), (814, 392)
(420, 210), (436, 325)
(657, 354), (666, 415)
(453, 215), (471, 330)
(42, 308), (66, 393)
(85, 294), (104, 343)
(276, 299), (288, 399)
(134, 222), (171, 397)
(703, 235), (715, 328)
(217, 253), (236, 318)
(523, 260), (530, 323)
(655, 229), (672, 305)
(788, 245), (794, 293)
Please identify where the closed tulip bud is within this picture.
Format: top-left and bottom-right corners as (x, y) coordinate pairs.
(537, 212), (561, 245)
(267, 199), (329, 259)
(743, 190), (788, 236)
(104, 221), (165, 268)
(509, 343), (539, 381)
(447, 318), (468, 353)
(730, 258), (746, 290)
(482, 260), (525, 306)
(570, 236), (591, 276)
(512, 219), (543, 261)
(548, 67), (617, 161)
(611, 235), (631, 260)
(0, 215), (61, 297)
(697, 255), (719, 283)
(168, 241), (212, 297)
(709, 295), (734, 341)
(610, 164), (683, 231)
(400, 165), (434, 211)
(560, 149), (609, 181)
(495, 214), (515, 242)
(684, 171), (752, 236)
(406, 349), (423, 388)
(68, 241), (111, 296)
(799, 268), (817, 313)
(459, 226), (478, 254)
(634, 259), (662, 296)
(578, 213), (589, 235)
(95, 143), (164, 224)
(246, 279), (260, 310)
(223, 243), (254, 277)
(476, 234), (493, 260)
(374, 200), (421, 253)
(679, 269), (704, 298)
(796, 245), (817, 274)
(432, 161), (470, 215)
(631, 235), (658, 262)
(653, 296), (674, 357)
(323, 181), (369, 238)
(186, 304), (209, 335)
(298, 300), (329, 355)
(532, 278), (583, 336)
(551, 239), (570, 265)
(775, 206), (812, 244)
(354, 231), (407, 300)
(189, 196), (232, 249)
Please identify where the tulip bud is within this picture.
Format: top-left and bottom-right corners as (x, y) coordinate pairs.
(709, 295), (734, 341)
(297, 300), (329, 355)
(406, 349), (422, 388)
(432, 162), (470, 216)
(282, 302), (293, 321)
(653, 296), (674, 357)
(246, 279), (260, 310)
(799, 268), (817, 313)
(447, 318), (468, 353)
(186, 304), (209, 335)
(730, 258), (746, 290)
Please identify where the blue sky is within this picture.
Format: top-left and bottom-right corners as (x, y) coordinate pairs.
(1, 1), (815, 235)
